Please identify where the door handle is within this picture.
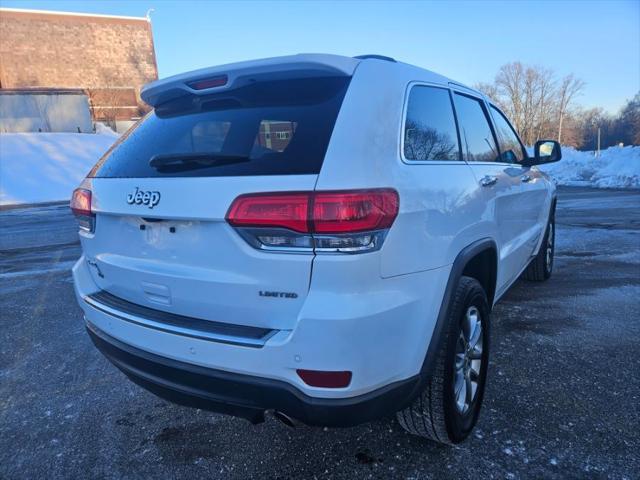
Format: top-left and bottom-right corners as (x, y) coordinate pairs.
(521, 174), (532, 183)
(480, 175), (498, 187)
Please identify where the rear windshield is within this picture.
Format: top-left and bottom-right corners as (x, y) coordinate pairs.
(89, 76), (350, 178)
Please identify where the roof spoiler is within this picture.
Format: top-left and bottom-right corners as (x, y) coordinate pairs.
(141, 54), (360, 108)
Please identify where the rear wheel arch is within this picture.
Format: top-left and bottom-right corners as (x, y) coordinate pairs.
(398, 275), (491, 444)
(461, 248), (497, 307)
(419, 238), (497, 379)
(398, 239), (497, 443)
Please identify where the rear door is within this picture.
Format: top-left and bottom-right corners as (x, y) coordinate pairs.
(451, 91), (526, 293)
(81, 75), (350, 331)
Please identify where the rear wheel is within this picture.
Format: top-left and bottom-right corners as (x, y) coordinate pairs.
(396, 276), (490, 444)
(523, 215), (555, 281)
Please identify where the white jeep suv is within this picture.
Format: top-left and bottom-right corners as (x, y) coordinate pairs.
(71, 54), (560, 444)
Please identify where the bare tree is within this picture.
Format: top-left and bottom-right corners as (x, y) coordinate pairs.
(404, 120), (458, 160)
(533, 67), (556, 141)
(556, 74), (585, 143)
(87, 88), (146, 130)
(477, 63), (637, 150)
(473, 82), (499, 103)
(476, 62), (584, 146)
(494, 62), (525, 135)
(87, 89), (118, 129)
(571, 93), (640, 149)
(621, 93), (640, 145)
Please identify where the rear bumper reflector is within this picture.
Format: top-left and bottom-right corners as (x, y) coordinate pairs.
(296, 369), (353, 388)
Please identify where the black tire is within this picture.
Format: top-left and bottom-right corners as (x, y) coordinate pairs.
(523, 214), (555, 281)
(396, 276), (490, 445)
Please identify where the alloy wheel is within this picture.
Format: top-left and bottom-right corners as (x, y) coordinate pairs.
(546, 222), (554, 270)
(453, 306), (483, 414)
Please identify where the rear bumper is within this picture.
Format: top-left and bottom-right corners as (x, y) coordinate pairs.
(87, 322), (421, 427)
(74, 255), (451, 399)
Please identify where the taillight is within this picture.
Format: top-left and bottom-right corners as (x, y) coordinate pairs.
(226, 193), (310, 233)
(70, 188), (95, 232)
(313, 190), (398, 233)
(226, 189), (398, 253)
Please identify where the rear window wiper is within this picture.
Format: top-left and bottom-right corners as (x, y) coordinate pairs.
(149, 153), (251, 171)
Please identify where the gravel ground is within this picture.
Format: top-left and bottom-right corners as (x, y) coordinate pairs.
(1, 187), (639, 479)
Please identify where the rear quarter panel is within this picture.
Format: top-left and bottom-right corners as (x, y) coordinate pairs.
(317, 63), (494, 278)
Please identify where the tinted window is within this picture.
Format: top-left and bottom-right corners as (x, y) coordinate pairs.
(90, 77), (350, 178)
(404, 86), (459, 161)
(490, 105), (525, 163)
(453, 93), (499, 162)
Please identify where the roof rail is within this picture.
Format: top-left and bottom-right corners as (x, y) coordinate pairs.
(354, 54), (396, 63)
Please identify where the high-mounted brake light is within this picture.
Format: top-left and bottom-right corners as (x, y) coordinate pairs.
(226, 189), (399, 253)
(186, 75), (228, 90)
(70, 188), (95, 232)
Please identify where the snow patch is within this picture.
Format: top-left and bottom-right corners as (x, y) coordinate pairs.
(94, 122), (120, 137)
(538, 146), (640, 189)
(0, 131), (120, 205)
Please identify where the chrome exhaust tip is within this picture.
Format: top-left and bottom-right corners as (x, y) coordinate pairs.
(271, 410), (298, 428)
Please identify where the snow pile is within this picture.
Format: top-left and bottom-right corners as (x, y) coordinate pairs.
(94, 123), (120, 137)
(0, 131), (119, 205)
(539, 145), (640, 189)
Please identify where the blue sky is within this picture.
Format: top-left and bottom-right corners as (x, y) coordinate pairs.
(3, 0), (639, 113)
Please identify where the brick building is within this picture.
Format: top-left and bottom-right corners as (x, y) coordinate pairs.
(0, 8), (158, 128)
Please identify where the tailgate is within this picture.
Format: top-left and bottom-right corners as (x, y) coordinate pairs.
(82, 175), (316, 331)
(77, 71), (352, 332)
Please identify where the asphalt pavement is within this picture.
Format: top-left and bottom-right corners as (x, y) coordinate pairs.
(1, 187), (639, 479)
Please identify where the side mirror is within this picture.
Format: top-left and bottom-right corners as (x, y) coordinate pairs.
(522, 140), (562, 167)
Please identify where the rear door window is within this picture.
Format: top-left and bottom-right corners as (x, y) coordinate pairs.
(89, 76), (350, 178)
(403, 86), (460, 161)
(490, 105), (526, 163)
(453, 93), (499, 162)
